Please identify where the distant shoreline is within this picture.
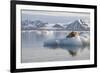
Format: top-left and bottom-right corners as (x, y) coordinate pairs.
(21, 29), (90, 31)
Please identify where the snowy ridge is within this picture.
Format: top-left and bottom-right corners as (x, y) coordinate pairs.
(66, 19), (89, 31)
(21, 19), (90, 31)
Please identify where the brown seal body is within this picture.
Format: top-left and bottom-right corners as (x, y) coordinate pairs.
(67, 32), (79, 38)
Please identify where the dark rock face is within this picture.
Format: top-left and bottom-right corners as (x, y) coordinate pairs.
(66, 19), (90, 31)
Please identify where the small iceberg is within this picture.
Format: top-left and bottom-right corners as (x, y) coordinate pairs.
(43, 32), (90, 47)
(59, 36), (83, 46)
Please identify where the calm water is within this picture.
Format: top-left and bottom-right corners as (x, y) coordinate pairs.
(21, 30), (90, 63)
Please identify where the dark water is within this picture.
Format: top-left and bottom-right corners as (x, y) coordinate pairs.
(21, 30), (90, 63)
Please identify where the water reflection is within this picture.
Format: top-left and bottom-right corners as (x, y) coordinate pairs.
(44, 43), (89, 56)
(21, 30), (90, 62)
(21, 30), (69, 48)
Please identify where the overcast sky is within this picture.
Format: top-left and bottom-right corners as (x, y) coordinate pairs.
(21, 10), (90, 24)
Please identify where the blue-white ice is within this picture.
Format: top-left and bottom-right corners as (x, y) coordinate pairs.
(44, 32), (89, 47)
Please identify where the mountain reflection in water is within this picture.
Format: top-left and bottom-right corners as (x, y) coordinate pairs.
(44, 44), (89, 56)
(21, 30), (90, 63)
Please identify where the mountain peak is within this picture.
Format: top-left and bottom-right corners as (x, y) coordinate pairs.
(66, 19), (89, 31)
(53, 24), (63, 28)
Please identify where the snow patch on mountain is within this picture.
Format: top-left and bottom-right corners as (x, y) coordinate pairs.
(21, 19), (90, 31)
(66, 19), (89, 31)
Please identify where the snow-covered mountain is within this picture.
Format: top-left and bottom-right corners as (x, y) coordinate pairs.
(33, 20), (47, 27)
(66, 19), (90, 31)
(39, 23), (64, 30)
(21, 20), (47, 30)
(21, 19), (90, 31)
(53, 24), (64, 28)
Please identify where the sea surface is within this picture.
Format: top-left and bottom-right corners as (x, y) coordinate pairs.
(21, 30), (90, 63)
